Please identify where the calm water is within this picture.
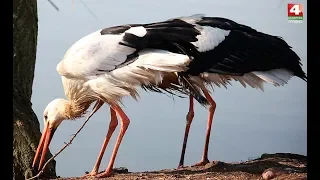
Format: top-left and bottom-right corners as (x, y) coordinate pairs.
(31, 0), (307, 177)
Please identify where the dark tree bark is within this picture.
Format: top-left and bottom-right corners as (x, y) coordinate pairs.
(13, 0), (57, 179)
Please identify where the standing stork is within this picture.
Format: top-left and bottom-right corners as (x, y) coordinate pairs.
(32, 14), (307, 178)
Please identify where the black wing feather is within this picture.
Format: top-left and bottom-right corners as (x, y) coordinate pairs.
(186, 17), (307, 81)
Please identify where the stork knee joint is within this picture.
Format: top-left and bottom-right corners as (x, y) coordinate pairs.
(186, 111), (194, 122)
(209, 101), (216, 112)
(122, 118), (130, 126)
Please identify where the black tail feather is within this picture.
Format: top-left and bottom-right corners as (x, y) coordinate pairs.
(177, 73), (209, 107)
(140, 84), (187, 99)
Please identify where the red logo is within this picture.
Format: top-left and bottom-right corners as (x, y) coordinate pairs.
(288, 4), (303, 18)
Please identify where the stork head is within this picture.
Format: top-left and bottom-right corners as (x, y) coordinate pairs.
(32, 98), (69, 170)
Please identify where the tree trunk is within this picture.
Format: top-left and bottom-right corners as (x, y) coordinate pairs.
(13, 0), (57, 179)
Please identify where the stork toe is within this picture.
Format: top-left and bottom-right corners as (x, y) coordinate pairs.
(191, 158), (210, 167)
(80, 171), (98, 178)
(95, 170), (113, 178)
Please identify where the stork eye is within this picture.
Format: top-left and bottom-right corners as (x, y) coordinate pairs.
(44, 115), (48, 120)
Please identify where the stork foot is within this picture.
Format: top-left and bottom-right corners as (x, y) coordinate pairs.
(191, 158), (210, 167)
(95, 170), (113, 178)
(177, 165), (185, 169)
(80, 170), (98, 178)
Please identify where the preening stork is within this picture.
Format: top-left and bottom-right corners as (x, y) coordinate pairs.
(32, 14), (307, 178)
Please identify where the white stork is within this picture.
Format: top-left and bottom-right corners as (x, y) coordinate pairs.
(32, 14), (307, 178)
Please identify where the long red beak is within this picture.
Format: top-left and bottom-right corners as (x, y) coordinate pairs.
(32, 122), (56, 170)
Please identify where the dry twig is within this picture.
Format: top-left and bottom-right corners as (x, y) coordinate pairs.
(26, 100), (104, 180)
(47, 0), (60, 11)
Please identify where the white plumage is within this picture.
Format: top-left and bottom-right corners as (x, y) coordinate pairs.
(192, 26), (230, 52)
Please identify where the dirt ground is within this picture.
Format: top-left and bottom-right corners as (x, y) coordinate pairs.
(55, 153), (307, 180)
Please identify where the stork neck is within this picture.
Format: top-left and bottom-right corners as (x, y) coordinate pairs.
(64, 100), (93, 120)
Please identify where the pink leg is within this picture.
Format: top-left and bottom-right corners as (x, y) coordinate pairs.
(95, 103), (130, 178)
(178, 96), (194, 168)
(192, 87), (216, 167)
(83, 107), (118, 176)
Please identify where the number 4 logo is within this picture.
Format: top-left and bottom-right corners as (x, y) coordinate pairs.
(288, 4), (303, 17)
